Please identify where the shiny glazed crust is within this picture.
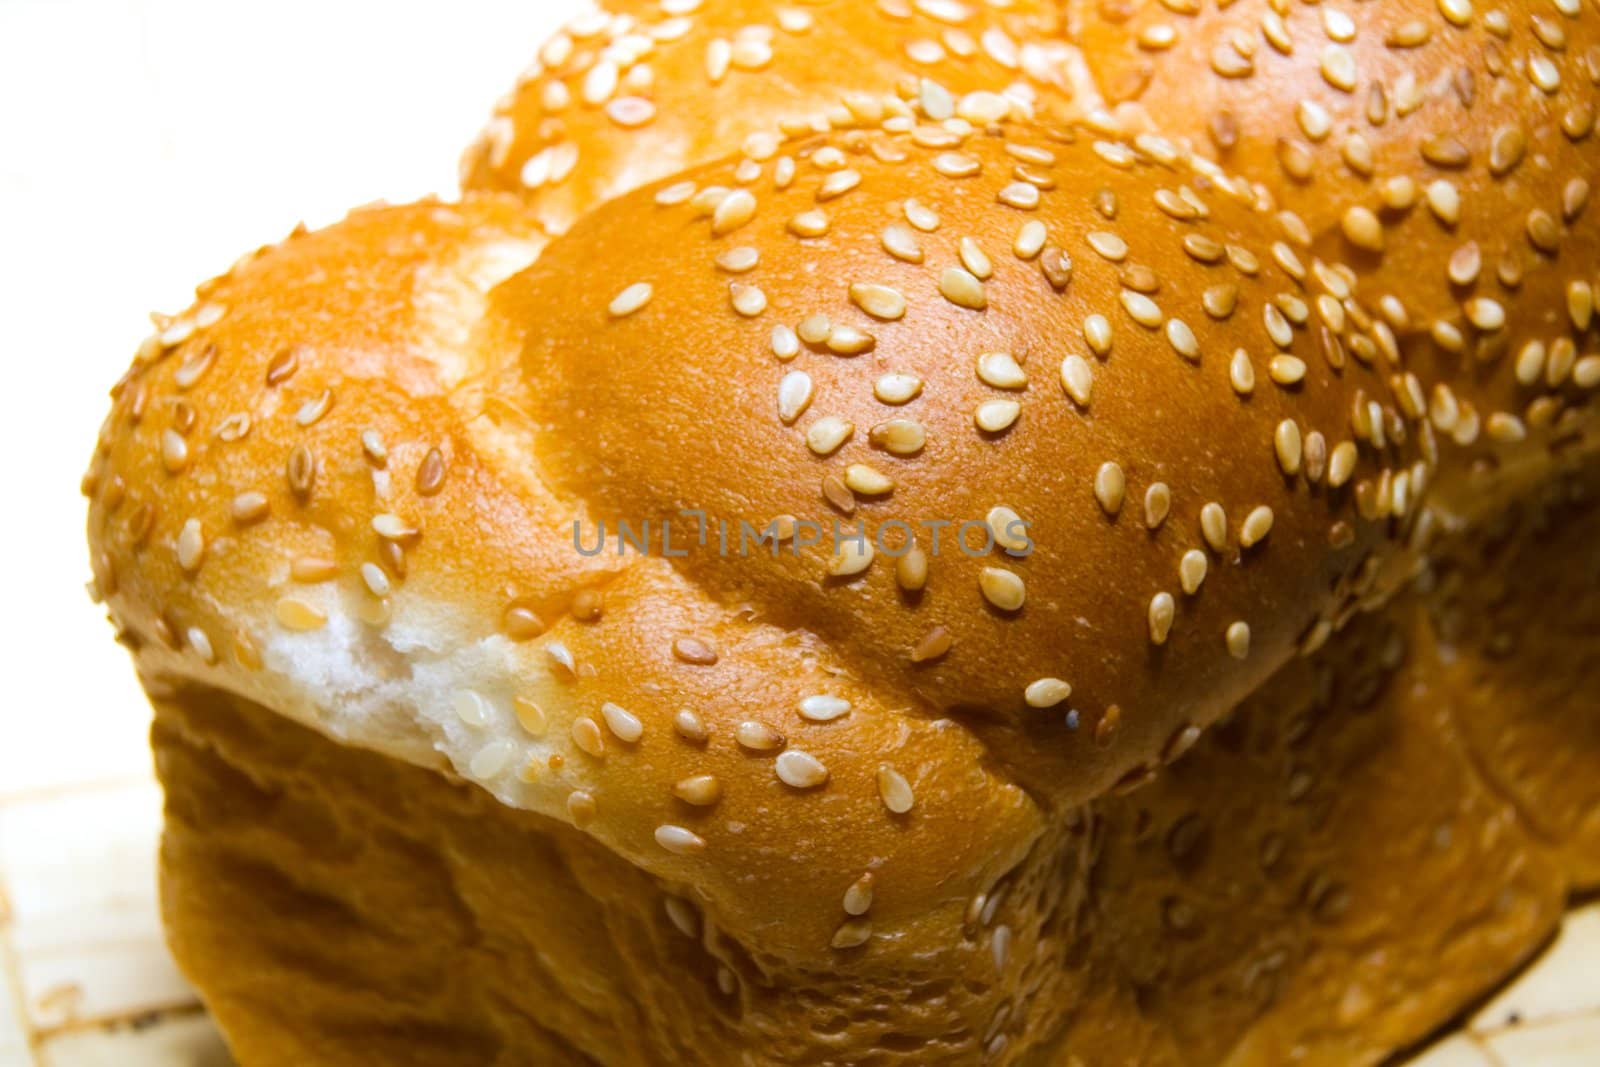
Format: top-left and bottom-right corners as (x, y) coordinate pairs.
(79, 0), (1600, 1063)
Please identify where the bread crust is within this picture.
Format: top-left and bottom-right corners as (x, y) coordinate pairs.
(1068, 0), (1600, 502)
(79, 1), (1600, 1062)
(460, 0), (1094, 233)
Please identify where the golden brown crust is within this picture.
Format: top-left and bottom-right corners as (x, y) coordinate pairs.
(460, 0), (1095, 232)
(1423, 459), (1600, 887)
(1068, 0), (1600, 496)
(149, 599), (1567, 1067)
(84, 191), (1048, 970)
(510, 122), (1425, 802)
(1086, 599), (1566, 1067)
(79, 2), (1600, 1063)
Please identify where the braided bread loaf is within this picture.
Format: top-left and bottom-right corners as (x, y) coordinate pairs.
(83, 1), (1598, 1063)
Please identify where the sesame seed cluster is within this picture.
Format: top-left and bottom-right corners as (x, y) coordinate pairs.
(82, 0), (1599, 1063)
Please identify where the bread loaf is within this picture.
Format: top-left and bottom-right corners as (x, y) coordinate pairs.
(81, 1), (1599, 1063)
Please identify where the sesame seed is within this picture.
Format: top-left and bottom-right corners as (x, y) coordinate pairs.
(176, 519), (205, 573)
(987, 505), (1030, 553)
(730, 282), (767, 317)
(600, 701), (643, 744)
(673, 775), (722, 807)
(869, 419), (925, 456)
(829, 539), (875, 577)
(959, 237), (993, 280)
(933, 152), (981, 178)
(850, 283), (907, 321)
(1157, 188), (1198, 220)
(507, 697), (545, 737)
(799, 695), (850, 722)
(1275, 419), (1303, 476)
(608, 282), (652, 317)
(711, 189), (756, 235)
(1166, 319), (1200, 362)
(831, 919), (872, 949)
(185, 627), (215, 664)
(1239, 506), (1275, 548)
(290, 556), (337, 583)
(964, 86), (1016, 122)
(1269, 356), (1306, 386)
(1572, 356), (1600, 389)
(655, 179), (697, 207)
(881, 224), (924, 263)
(1145, 483), (1171, 529)
(571, 716), (605, 758)
(1179, 549), (1208, 595)
(716, 246), (760, 274)
(275, 596), (326, 632)
(736, 720), (785, 752)
(1438, 0), (1472, 27)
(940, 267), (987, 310)
(1059, 355), (1093, 406)
(1485, 412), (1526, 443)
(1196, 503), (1227, 552)
(821, 475), (855, 516)
(1149, 593), (1176, 645)
(1184, 234), (1224, 264)
(672, 637), (718, 665)
(1015, 220), (1047, 259)
(1426, 180), (1462, 226)
(843, 873), (875, 916)
(160, 429), (189, 473)
(229, 490), (269, 525)
(1328, 441), (1359, 488)
(1084, 314), (1112, 357)
(977, 351), (1027, 389)
(992, 924), (1013, 972)
(173, 346), (214, 389)
(896, 547), (929, 591)
(877, 763), (914, 814)
(788, 209), (830, 237)
(372, 513), (417, 541)
(545, 641), (576, 675)
(1025, 678), (1071, 708)
(673, 708), (709, 743)
(1320, 46), (1357, 91)
(817, 169), (862, 201)
(655, 825), (706, 855)
(825, 325), (875, 355)
(1086, 231), (1128, 261)
(1229, 349), (1256, 395)
(797, 314), (831, 345)
(776, 749), (829, 789)
(904, 198), (940, 231)
(975, 399), (1020, 433)
(1570, 282), (1595, 332)
(806, 416), (854, 455)
(844, 463), (894, 495)
(998, 181), (1040, 210)
(771, 324), (800, 361)
(1121, 291), (1163, 328)
(777, 371), (813, 424)
(1095, 462), (1126, 516)
(1340, 206), (1384, 252)
(1465, 298), (1505, 332)
(1529, 55), (1561, 92)
(465, 738), (517, 780)
(978, 566), (1026, 613)
(910, 625), (952, 663)
(874, 372), (922, 405)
